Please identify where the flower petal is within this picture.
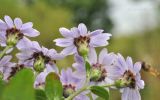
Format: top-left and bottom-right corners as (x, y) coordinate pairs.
(59, 27), (72, 37)
(14, 18), (22, 29)
(99, 48), (108, 64)
(60, 45), (76, 56)
(90, 33), (111, 47)
(0, 32), (7, 46)
(16, 37), (32, 50)
(88, 48), (97, 65)
(0, 19), (7, 31)
(134, 62), (141, 74)
(0, 55), (12, 65)
(126, 57), (134, 72)
(22, 28), (40, 37)
(78, 23), (87, 36)
(54, 38), (73, 47)
(71, 27), (80, 37)
(89, 29), (104, 36)
(21, 22), (33, 30)
(4, 15), (14, 28)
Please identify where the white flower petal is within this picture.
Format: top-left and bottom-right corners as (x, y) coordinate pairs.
(60, 46), (76, 56)
(4, 15), (14, 28)
(88, 47), (97, 65)
(14, 18), (22, 29)
(54, 38), (73, 47)
(78, 23), (87, 36)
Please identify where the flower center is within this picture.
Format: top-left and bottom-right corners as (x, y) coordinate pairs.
(74, 36), (90, 56)
(63, 84), (76, 98)
(6, 28), (23, 46)
(32, 52), (55, 73)
(123, 70), (136, 89)
(32, 52), (51, 63)
(90, 63), (107, 82)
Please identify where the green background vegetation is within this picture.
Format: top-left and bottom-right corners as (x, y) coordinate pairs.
(0, 0), (160, 99)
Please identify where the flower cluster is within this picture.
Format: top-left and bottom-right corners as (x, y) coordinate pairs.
(0, 15), (145, 100)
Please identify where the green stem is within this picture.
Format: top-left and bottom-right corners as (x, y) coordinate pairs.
(101, 84), (115, 88)
(65, 84), (115, 100)
(65, 86), (89, 100)
(0, 46), (12, 59)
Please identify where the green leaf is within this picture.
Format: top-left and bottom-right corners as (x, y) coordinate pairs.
(1, 68), (35, 100)
(35, 89), (47, 100)
(0, 80), (6, 97)
(90, 86), (109, 100)
(45, 72), (63, 100)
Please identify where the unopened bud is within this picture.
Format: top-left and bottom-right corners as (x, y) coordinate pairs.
(90, 68), (102, 82)
(78, 43), (89, 56)
(7, 34), (18, 46)
(34, 56), (45, 73)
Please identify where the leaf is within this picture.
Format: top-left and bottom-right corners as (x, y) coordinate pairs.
(35, 89), (47, 100)
(2, 68), (35, 100)
(0, 80), (6, 97)
(90, 86), (109, 100)
(45, 72), (63, 100)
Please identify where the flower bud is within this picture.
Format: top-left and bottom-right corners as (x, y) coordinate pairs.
(90, 68), (102, 81)
(115, 78), (129, 88)
(63, 88), (74, 98)
(6, 34), (18, 46)
(34, 56), (45, 73)
(77, 42), (89, 57)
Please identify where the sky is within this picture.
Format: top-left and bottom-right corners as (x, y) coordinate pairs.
(108, 0), (159, 36)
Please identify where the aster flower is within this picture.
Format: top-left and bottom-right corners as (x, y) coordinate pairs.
(60, 68), (89, 100)
(0, 55), (16, 81)
(0, 15), (39, 47)
(73, 48), (116, 85)
(16, 38), (64, 73)
(54, 23), (111, 56)
(114, 54), (145, 100)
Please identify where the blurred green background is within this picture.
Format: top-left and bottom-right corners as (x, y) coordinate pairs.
(0, 0), (160, 99)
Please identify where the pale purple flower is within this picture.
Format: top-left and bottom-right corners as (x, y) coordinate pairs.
(60, 68), (89, 100)
(73, 48), (116, 85)
(114, 54), (145, 100)
(16, 38), (64, 73)
(0, 15), (39, 47)
(0, 55), (16, 81)
(54, 23), (111, 56)
(16, 39), (64, 87)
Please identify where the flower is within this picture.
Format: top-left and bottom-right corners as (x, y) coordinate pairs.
(0, 15), (39, 47)
(0, 55), (16, 81)
(114, 54), (145, 100)
(60, 68), (89, 100)
(16, 39), (64, 87)
(54, 23), (111, 56)
(73, 48), (116, 85)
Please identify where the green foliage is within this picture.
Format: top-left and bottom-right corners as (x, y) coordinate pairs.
(1, 69), (35, 100)
(42, 0), (113, 31)
(45, 72), (63, 100)
(35, 89), (47, 100)
(0, 80), (6, 97)
(90, 86), (109, 100)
